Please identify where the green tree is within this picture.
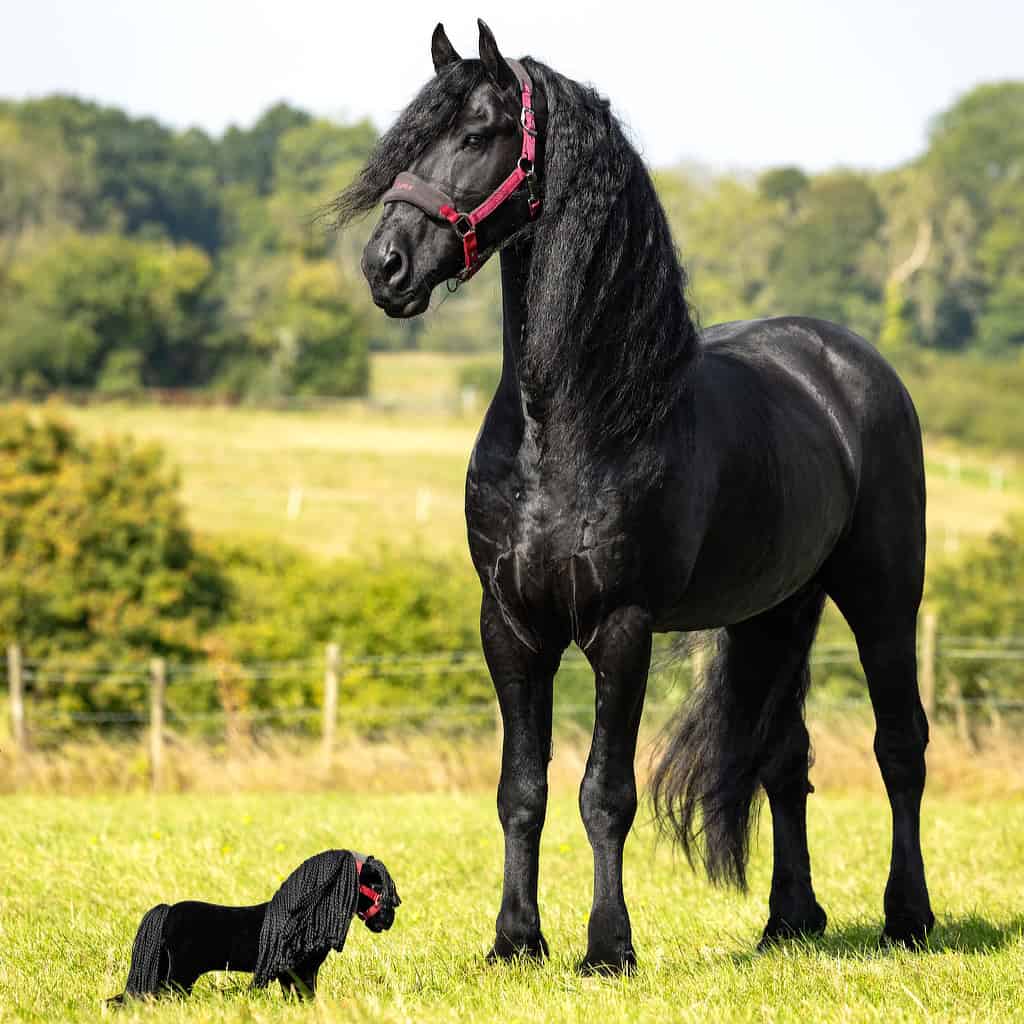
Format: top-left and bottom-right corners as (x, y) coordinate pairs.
(926, 82), (1024, 218)
(11, 96), (223, 252)
(217, 258), (370, 397)
(757, 165), (809, 210)
(975, 179), (1024, 354)
(218, 102), (312, 195)
(765, 172), (885, 336)
(0, 233), (216, 393)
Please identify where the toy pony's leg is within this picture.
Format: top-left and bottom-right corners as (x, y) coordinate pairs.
(278, 952), (327, 999)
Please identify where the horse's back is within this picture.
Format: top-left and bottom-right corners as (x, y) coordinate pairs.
(699, 315), (921, 444)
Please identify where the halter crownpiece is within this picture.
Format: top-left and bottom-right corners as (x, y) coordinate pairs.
(380, 59), (541, 283)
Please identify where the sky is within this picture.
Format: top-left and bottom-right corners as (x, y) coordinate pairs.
(1, 0), (1021, 172)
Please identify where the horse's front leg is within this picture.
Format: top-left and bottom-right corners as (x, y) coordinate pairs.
(579, 605), (651, 975)
(481, 593), (562, 961)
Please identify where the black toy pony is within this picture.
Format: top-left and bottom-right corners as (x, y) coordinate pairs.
(111, 851), (400, 1001)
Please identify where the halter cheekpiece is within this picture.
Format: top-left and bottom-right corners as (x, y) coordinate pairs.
(380, 60), (541, 283)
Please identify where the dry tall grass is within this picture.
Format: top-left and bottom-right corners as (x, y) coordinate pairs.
(3, 714), (1022, 798)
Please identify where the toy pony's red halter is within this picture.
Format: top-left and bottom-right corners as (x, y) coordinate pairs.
(354, 858), (383, 921)
(380, 60), (541, 283)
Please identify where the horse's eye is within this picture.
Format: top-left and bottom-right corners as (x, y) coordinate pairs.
(463, 134), (487, 150)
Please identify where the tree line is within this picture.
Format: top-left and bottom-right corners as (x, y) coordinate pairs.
(0, 82), (1021, 400)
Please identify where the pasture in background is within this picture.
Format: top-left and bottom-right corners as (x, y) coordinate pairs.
(60, 352), (1024, 559)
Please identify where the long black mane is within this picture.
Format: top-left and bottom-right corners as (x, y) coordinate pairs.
(520, 60), (699, 451)
(334, 58), (699, 452)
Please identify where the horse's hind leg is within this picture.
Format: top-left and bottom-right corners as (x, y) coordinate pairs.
(759, 665), (828, 941)
(824, 501), (934, 945)
(726, 586), (829, 946)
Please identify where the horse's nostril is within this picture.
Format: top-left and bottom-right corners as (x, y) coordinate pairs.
(381, 248), (406, 287)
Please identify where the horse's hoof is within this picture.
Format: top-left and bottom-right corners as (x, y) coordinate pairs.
(880, 912), (934, 950)
(577, 947), (637, 977)
(758, 904), (828, 950)
(486, 932), (549, 963)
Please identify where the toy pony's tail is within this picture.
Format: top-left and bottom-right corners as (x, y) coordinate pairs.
(110, 903), (171, 1002)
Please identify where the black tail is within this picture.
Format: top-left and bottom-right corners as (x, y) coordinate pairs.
(649, 626), (814, 890)
(119, 903), (171, 998)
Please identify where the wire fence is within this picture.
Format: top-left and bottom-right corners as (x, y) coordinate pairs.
(4, 630), (1024, 787)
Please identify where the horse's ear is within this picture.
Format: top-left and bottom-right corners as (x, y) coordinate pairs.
(431, 23), (461, 72)
(477, 19), (517, 92)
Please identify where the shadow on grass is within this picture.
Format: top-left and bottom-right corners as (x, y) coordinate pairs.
(732, 913), (1024, 963)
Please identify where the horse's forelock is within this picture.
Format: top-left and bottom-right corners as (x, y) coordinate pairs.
(330, 62), (486, 227)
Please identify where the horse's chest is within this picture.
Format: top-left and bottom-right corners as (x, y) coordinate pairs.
(466, 456), (631, 650)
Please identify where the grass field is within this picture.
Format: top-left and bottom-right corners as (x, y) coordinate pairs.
(3, 792), (1023, 1023)
(53, 353), (1024, 561)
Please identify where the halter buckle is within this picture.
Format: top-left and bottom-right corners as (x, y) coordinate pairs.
(520, 106), (537, 137)
(452, 215), (474, 239)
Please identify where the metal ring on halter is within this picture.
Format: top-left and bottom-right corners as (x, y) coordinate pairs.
(453, 215), (474, 238)
(517, 157), (534, 175)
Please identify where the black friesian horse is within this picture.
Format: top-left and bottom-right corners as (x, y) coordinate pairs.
(336, 21), (933, 973)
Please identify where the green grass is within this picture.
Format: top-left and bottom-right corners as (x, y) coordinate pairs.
(3, 792), (1023, 1022)
(48, 351), (1024, 561)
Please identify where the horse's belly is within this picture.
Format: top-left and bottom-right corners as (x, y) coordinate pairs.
(653, 469), (851, 630)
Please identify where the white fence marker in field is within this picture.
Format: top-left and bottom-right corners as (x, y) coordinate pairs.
(919, 610), (937, 720)
(149, 657), (166, 791)
(948, 457), (961, 482)
(990, 466), (1005, 492)
(286, 486), (304, 521)
(7, 644), (26, 755)
(415, 488), (432, 523)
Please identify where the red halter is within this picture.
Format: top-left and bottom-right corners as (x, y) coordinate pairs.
(354, 858), (383, 921)
(380, 60), (541, 283)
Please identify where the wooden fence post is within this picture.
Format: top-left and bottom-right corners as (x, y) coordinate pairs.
(7, 644), (26, 755)
(953, 677), (972, 749)
(918, 610), (937, 721)
(149, 658), (166, 791)
(321, 643), (340, 772)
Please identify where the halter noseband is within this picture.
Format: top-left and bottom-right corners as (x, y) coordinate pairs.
(380, 60), (541, 283)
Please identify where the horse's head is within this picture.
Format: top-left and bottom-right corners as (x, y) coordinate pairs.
(359, 21), (544, 317)
(355, 854), (402, 933)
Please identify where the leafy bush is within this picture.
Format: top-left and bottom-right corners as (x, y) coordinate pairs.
(0, 408), (227, 714)
(928, 516), (1024, 702)
(895, 350), (1024, 450)
(456, 358), (501, 401)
